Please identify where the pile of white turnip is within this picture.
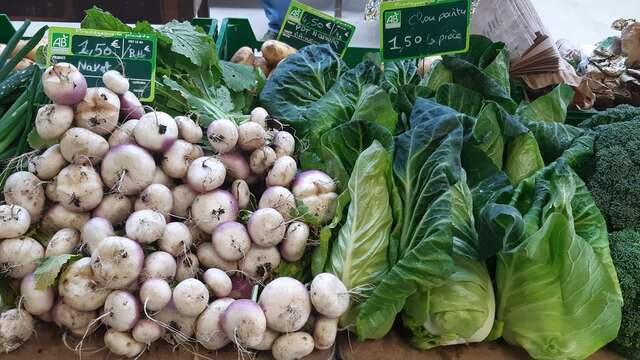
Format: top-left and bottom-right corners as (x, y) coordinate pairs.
(0, 63), (346, 359)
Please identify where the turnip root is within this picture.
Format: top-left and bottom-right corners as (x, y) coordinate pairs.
(159, 222), (192, 257)
(251, 328), (279, 351)
(135, 184), (173, 219)
(222, 299), (267, 347)
(313, 316), (337, 350)
(229, 275), (253, 299)
(134, 111), (178, 152)
(152, 167), (174, 189)
(161, 140), (193, 179)
(3, 171), (45, 223)
(104, 329), (145, 358)
(139, 278), (172, 312)
(103, 290), (140, 331)
(207, 119), (238, 154)
(310, 273), (349, 319)
(59, 127), (109, 165)
(28, 144), (67, 180)
(35, 104), (74, 140)
(197, 242), (238, 271)
(142, 251), (176, 282)
(173, 278), (209, 317)
(258, 277), (311, 332)
(212, 221), (251, 261)
(101, 144), (155, 195)
(249, 146), (277, 174)
(266, 156), (297, 187)
(272, 331), (314, 360)
(126, 209), (166, 244)
(45, 228), (80, 256)
(41, 63), (87, 105)
(292, 171), (338, 224)
(81, 217), (114, 254)
(280, 221), (309, 262)
(190, 144), (205, 159)
(108, 119), (138, 147)
(176, 253), (200, 282)
(58, 257), (110, 311)
(191, 190), (238, 233)
(74, 87), (120, 135)
(132, 319), (162, 345)
(93, 193), (133, 225)
(231, 46), (255, 65)
(55, 164), (103, 212)
(239, 246), (281, 280)
(259, 186), (295, 220)
(155, 301), (196, 344)
(248, 208), (286, 247)
(273, 131), (295, 158)
(0, 205), (30, 239)
(195, 298), (234, 350)
(45, 181), (58, 202)
(0, 237), (43, 279)
(0, 308), (34, 353)
(175, 116), (203, 144)
(20, 273), (54, 316)
(102, 70), (129, 95)
(41, 204), (90, 232)
(119, 91), (144, 121)
(186, 156), (226, 193)
(91, 236), (144, 289)
(262, 40), (297, 68)
(231, 179), (250, 209)
(171, 185), (197, 218)
(237, 122), (266, 151)
(250, 107), (269, 129)
(52, 301), (96, 331)
(203, 268), (232, 298)
(219, 152), (251, 180)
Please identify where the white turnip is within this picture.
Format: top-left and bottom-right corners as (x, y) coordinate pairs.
(175, 116), (203, 144)
(0, 237), (43, 279)
(273, 131), (295, 158)
(258, 277), (311, 332)
(259, 186), (295, 220)
(135, 184), (173, 219)
(237, 121), (266, 151)
(280, 221), (309, 262)
(3, 171), (45, 223)
(55, 164), (103, 212)
(221, 299), (266, 347)
(212, 221), (251, 261)
(41, 63), (87, 105)
(190, 144), (204, 159)
(251, 328), (279, 351)
(229, 275), (253, 299)
(191, 190), (238, 233)
(41, 204), (90, 232)
(266, 155), (297, 187)
(207, 119), (238, 154)
(59, 127), (109, 165)
(134, 111), (178, 152)
(0, 205), (30, 239)
(197, 242), (238, 271)
(195, 298), (234, 350)
(142, 251), (176, 282)
(313, 316), (337, 350)
(102, 70), (129, 95)
(231, 179), (250, 209)
(173, 278), (209, 317)
(175, 252), (200, 282)
(170, 185), (196, 218)
(93, 193), (133, 225)
(45, 228), (80, 256)
(125, 209), (166, 244)
(272, 332), (314, 360)
(219, 152), (250, 180)
(45, 180), (58, 202)
(161, 140), (193, 179)
(20, 273), (55, 316)
(119, 91), (144, 121)
(104, 329), (145, 358)
(91, 236), (144, 289)
(74, 87), (120, 135)
(103, 290), (140, 331)
(152, 167), (174, 189)
(139, 278), (172, 312)
(249, 146), (277, 174)
(80, 217), (114, 254)
(239, 246), (281, 280)
(186, 156), (226, 193)
(247, 208), (286, 247)
(35, 104), (73, 140)
(132, 319), (162, 345)
(101, 144), (155, 195)
(52, 301), (96, 331)
(309, 273), (349, 319)
(159, 222), (192, 257)
(250, 107), (268, 129)
(108, 119), (138, 147)
(202, 268), (232, 298)
(292, 171), (338, 225)
(0, 308), (34, 353)
(28, 144), (67, 180)
(58, 257), (110, 311)
(154, 301), (196, 345)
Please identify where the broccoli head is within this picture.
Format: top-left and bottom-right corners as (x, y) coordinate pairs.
(580, 105), (640, 129)
(587, 120), (640, 231)
(608, 230), (640, 359)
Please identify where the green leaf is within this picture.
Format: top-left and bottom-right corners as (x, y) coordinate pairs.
(81, 7), (132, 32)
(163, 76), (234, 126)
(517, 84), (575, 123)
(156, 21), (218, 68)
(435, 83), (483, 117)
(219, 61), (257, 93)
(383, 60), (419, 95)
(311, 191), (351, 276)
(481, 44), (511, 94)
(34, 254), (81, 290)
(27, 128), (57, 150)
(0, 277), (16, 313)
(504, 133), (544, 185)
(521, 118), (583, 163)
(471, 102), (506, 169)
(419, 60), (452, 93)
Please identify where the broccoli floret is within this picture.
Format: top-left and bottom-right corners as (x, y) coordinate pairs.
(580, 105), (640, 129)
(587, 121), (640, 231)
(608, 230), (640, 359)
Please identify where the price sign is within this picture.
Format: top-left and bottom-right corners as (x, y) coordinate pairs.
(380, 0), (471, 61)
(47, 27), (157, 102)
(277, 0), (356, 57)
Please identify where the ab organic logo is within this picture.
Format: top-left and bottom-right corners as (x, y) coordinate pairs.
(385, 10), (401, 29)
(51, 32), (70, 51)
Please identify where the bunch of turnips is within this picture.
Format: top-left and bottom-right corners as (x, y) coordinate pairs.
(0, 62), (345, 359)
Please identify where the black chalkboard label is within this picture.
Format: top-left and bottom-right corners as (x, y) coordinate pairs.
(380, 0), (470, 61)
(277, 0), (356, 57)
(48, 27), (157, 101)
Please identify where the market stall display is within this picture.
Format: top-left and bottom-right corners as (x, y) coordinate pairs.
(0, 5), (639, 360)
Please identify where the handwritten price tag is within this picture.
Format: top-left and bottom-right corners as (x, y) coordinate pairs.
(48, 27), (157, 101)
(380, 0), (471, 61)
